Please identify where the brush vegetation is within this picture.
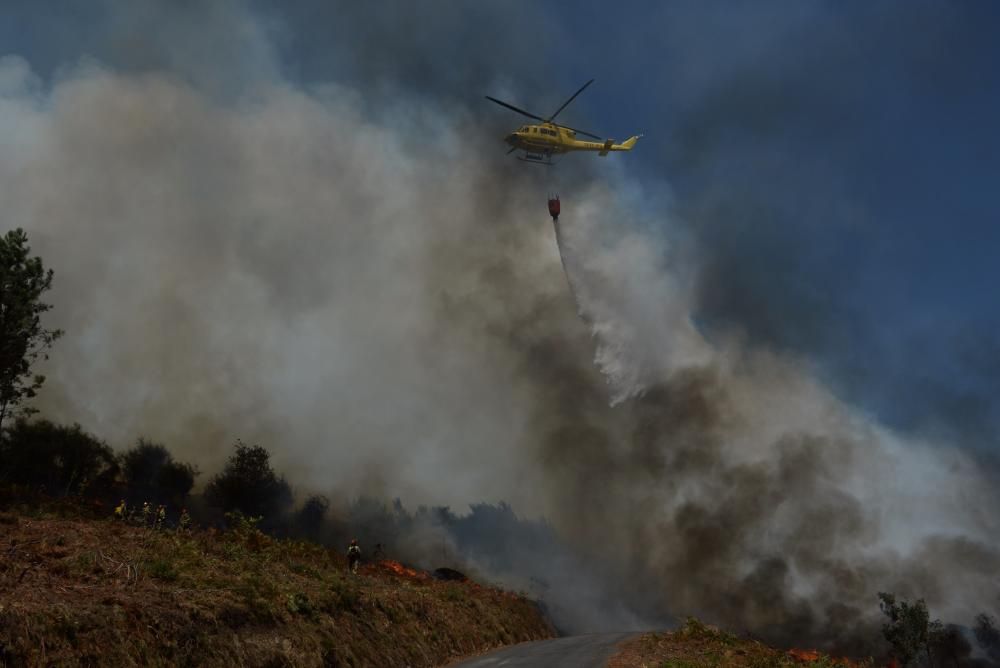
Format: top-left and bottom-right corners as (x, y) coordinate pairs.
(0, 503), (553, 667)
(609, 618), (872, 668)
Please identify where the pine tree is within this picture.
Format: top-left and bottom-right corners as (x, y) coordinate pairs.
(0, 228), (62, 427)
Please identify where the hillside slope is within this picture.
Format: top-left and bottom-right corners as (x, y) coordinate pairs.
(609, 619), (874, 667)
(0, 510), (553, 667)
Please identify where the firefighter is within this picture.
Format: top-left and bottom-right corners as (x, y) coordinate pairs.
(155, 504), (166, 530)
(178, 508), (192, 532)
(141, 501), (151, 526)
(114, 499), (127, 521)
(347, 539), (361, 574)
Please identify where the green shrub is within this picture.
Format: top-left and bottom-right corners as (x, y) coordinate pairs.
(375, 597), (402, 623)
(323, 579), (360, 613)
(286, 591), (314, 617)
(878, 592), (939, 667)
(288, 561), (321, 579)
(146, 558), (179, 582)
(444, 585), (466, 603)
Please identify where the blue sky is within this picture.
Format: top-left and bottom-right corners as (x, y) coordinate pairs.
(4, 1), (999, 455)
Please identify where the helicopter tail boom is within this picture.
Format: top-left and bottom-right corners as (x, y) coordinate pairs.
(619, 134), (642, 150)
(598, 135), (642, 156)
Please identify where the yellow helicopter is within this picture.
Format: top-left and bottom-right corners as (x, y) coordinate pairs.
(486, 79), (641, 165)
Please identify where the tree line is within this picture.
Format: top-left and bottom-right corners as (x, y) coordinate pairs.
(0, 228), (301, 530)
(0, 417), (294, 528)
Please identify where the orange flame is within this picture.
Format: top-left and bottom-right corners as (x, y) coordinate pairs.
(379, 559), (428, 580)
(787, 649), (869, 666)
(789, 648), (823, 661)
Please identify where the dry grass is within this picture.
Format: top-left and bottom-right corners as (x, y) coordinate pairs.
(0, 509), (553, 667)
(608, 619), (875, 668)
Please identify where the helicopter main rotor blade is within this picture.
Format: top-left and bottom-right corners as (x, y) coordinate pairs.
(547, 79), (594, 122)
(485, 96), (547, 122)
(555, 124), (603, 140)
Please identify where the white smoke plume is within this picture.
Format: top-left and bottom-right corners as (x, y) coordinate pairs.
(1, 53), (567, 513)
(552, 185), (710, 402)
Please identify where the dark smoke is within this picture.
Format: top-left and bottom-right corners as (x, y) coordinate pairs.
(527, 202), (1000, 648)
